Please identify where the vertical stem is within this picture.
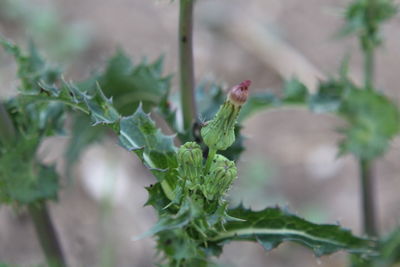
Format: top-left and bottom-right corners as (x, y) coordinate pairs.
(204, 148), (217, 174)
(359, 6), (378, 236)
(0, 103), (66, 266)
(0, 103), (16, 144)
(364, 46), (374, 91)
(179, 0), (197, 131)
(359, 159), (378, 237)
(28, 202), (67, 267)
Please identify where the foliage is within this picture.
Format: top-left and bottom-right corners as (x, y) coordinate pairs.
(0, 38), (378, 266)
(79, 49), (171, 115)
(210, 205), (375, 257)
(237, 76), (400, 161)
(0, 40), (64, 206)
(341, 0), (397, 49)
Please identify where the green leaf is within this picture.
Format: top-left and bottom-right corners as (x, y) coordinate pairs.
(379, 227), (400, 265)
(0, 134), (59, 205)
(238, 77), (308, 122)
(82, 49), (171, 115)
(156, 229), (208, 264)
(339, 89), (400, 160)
(64, 82), (120, 125)
(341, 0), (397, 49)
(282, 78), (309, 104)
(209, 205), (376, 257)
(145, 182), (172, 212)
(309, 79), (347, 113)
(118, 105), (178, 187)
(238, 92), (280, 122)
(0, 38), (61, 94)
(138, 199), (195, 239)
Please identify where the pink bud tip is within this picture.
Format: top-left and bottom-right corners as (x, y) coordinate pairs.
(228, 80), (251, 105)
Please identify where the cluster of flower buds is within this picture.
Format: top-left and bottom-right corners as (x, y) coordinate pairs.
(202, 154), (237, 201)
(201, 80), (250, 151)
(176, 80), (250, 201)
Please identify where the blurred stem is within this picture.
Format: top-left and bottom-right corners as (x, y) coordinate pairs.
(179, 0), (197, 131)
(28, 202), (67, 267)
(0, 103), (16, 144)
(0, 104), (66, 266)
(358, 21), (378, 237)
(364, 45), (374, 91)
(359, 159), (378, 237)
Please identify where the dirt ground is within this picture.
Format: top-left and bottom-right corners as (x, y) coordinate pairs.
(0, 0), (400, 266)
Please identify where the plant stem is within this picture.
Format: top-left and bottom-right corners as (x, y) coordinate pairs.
(0, 103), (16, 144)
(359, 159), (378, 237)
(161, 179), (176, 201)
(364, 46), (374, 91)
(179, 0), (197, 131)
(358, 18), (378, 236)
(204, 148), (217, 174)
(0, 104), (66, 266)
(28, 202), (66, 267)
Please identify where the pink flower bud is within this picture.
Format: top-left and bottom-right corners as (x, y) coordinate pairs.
(228, 80), (251, 106)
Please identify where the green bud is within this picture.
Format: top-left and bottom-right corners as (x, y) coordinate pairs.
(177, 142), (203, 185)
(201, 80), (250, 151)
(203, 154), (237, 200)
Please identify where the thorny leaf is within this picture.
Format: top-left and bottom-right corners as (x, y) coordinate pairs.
(209, 205), (376, 257)
(81, 49), (171, 115)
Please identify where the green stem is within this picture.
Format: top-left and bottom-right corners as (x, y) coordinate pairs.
(179, 0), (197, 131)
(364, 46), (374, 91)
(161, 179), (176, 201)
(0, 103), (66, 266)
(359, 3), (378, 237)
(0, 103), (16, 144)
(204, 148), (217, 174)
(28, 202), (67, 267)
(359, 159), (378, 237)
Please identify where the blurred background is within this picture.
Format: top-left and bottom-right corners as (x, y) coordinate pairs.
(0, 0), (400, 266)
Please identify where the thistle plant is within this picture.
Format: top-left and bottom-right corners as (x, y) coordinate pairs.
(1, 0), (400, 266)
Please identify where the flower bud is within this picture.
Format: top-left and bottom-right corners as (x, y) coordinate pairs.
(202, 154), (237, 200)
(177, 142), (203, 185)
(201, 80), (250, 151)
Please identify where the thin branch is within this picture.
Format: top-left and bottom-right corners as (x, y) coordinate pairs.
(28, 202), (67, 267)
(179, 0), (197, 131)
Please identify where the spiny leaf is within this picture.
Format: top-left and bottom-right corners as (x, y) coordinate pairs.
(209, 205), (376, 257)
(119, 105), (176, 163)
(338, 89), (400, 160)
(379, 226), (400, 265)
(144, 182), (172, 212)
(0, 133), (59, 205)
(309, 79), (348, 113)
(238, 92), (280, 122)
(118, 105), (178, 187)
(282, 77), (309, 104)
(64, 82), (120, 125)
(156, 229), (207, 264)
(138, 199), (195, 240)
(0, 38), (60, 94)
(341, 0), (397, 48)
(81, 49), (171, 115)
(238, 77), (308, 122)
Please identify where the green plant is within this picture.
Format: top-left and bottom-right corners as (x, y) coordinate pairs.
(0, 0), (400, 266)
